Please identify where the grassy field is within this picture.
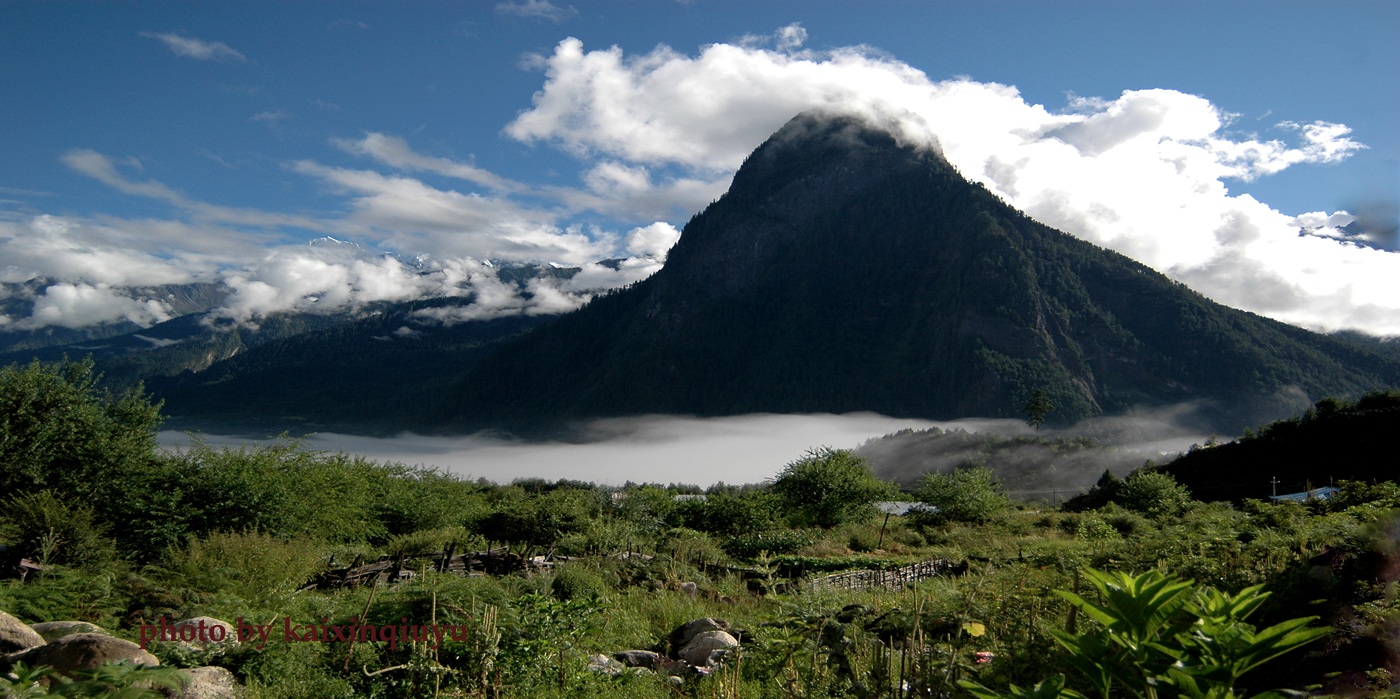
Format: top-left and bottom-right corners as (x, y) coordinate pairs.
(4, 359), (1399, 698)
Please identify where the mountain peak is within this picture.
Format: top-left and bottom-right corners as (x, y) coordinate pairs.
(654, 111), (948, 311)
(439, 112), (1400, 435)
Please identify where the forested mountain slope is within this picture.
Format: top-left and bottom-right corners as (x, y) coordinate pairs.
(441, 112), (1400, 435)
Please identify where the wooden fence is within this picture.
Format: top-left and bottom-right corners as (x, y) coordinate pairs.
(304, 546), (579, 590)
(304, 546), (967, 593)
(807, 558), (966, 591)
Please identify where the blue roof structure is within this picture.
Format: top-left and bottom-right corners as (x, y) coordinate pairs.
(1270, 487), (1340, 502)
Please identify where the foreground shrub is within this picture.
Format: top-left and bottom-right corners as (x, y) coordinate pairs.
(677, 490), (781, 536)
(914, 467), (1011, 525)
(0, 490), (116, 566)
(167, 530), (326, 605)
(962, 569), (1327, 699)
(550, 565), (611, 601)
(771, 447), (895, 528)
(723, 529), (817, 558)
(0, 357), (162, 500)
(1118, 471), (1192, 518)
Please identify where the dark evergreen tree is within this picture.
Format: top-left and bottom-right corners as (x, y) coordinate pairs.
(1023, 389), (1054, 430)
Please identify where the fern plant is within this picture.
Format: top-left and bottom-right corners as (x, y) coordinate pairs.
(961, 569), (1327, 699)
(0, 660), (187, 698)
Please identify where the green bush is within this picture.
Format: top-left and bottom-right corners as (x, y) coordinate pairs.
(1073, 515), (1118, 541)
(382, 526), (481, 556)
(656, 527), (729, 565)
(1102, 511), (1150, 537)
(723, 529), (817, 558)
(1118, 471), (1193, 518)
(610, 486), (679, 533)
(771, 447), (895, 528)
(0, 490), (116, 566)
(475, 488), (604, 552)
(914, 467), (1011, 525)
(166, 530), (327, 605)
(1062, 470), (1124, 512)
(0, 357), (162, 501)
(114, 441), (488, 560)
(550, 566), (610, 601)
(678, 490), (781, 536)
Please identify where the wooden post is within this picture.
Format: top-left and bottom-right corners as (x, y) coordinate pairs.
(876, 511), (892, 550)
(440, 542), (455, 573)
(391, 546), (406, 583)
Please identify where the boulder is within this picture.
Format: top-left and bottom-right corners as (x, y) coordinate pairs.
(656, 658), (702, 677)
(586, 654), (626, 677)
(29, 621), (107, 643)
(0, 611), (44, 654)
(668, 618), (728, 656)
(679, 582), (698, 599)
(171, 618), (237, 647)
(705, 649), (733, 667)
(163, 666), (241, 699)
(613, 650), (663, 668)
(9, 633), (158, 678)
(679, 630), (738, 667)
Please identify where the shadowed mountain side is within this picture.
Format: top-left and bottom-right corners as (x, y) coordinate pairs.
(0, 265), (584, 436)
(0, 281), (228, 355)
(439, 112), (1400, 435)
(1160, 391), (1400, 503)
(146, 307), (553, 436)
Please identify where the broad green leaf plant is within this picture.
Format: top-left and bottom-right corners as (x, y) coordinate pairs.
(0, 660), (187, 698)
(961, 569), (1326, 699)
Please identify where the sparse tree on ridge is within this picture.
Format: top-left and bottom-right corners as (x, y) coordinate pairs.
(1024, 388), (1054, 431)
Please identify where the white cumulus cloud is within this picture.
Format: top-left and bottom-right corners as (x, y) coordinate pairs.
(291, 161), (613, 265)
(18, 283), (173, 329)
(20, 29), (1394, 337)
(502, 34), (1395, 334)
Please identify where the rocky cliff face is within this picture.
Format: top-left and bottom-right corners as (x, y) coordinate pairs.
(440, 112), (1400, 434)
(651, 115), (940, 310)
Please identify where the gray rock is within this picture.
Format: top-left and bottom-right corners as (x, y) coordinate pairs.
(0, 613), (44, 655)
(29, 621), (107, 643)
(0, 610), (44, 654)
(613, 650), (663, 668)
(170, 618), (237, 647)
(586, 653), (625, 677)
(668, 617), (729, 655)
(5, 633), (158, 678)
(679, 630), (738, 667)
(163, 666), (241, 699)
(657, 659), (701, 677)
(679, 582), (698, 599)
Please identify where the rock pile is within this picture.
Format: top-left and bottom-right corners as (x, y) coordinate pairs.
(0, 612), (244, 698)
(600, 617), (742, 681)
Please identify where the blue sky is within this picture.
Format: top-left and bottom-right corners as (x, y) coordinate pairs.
(3, 1), (1398, 333)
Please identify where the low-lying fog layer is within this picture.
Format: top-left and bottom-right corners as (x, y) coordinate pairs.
(157, 408), (1210, 488)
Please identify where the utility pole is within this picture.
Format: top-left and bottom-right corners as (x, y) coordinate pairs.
(1271, 477), (1278, 497)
